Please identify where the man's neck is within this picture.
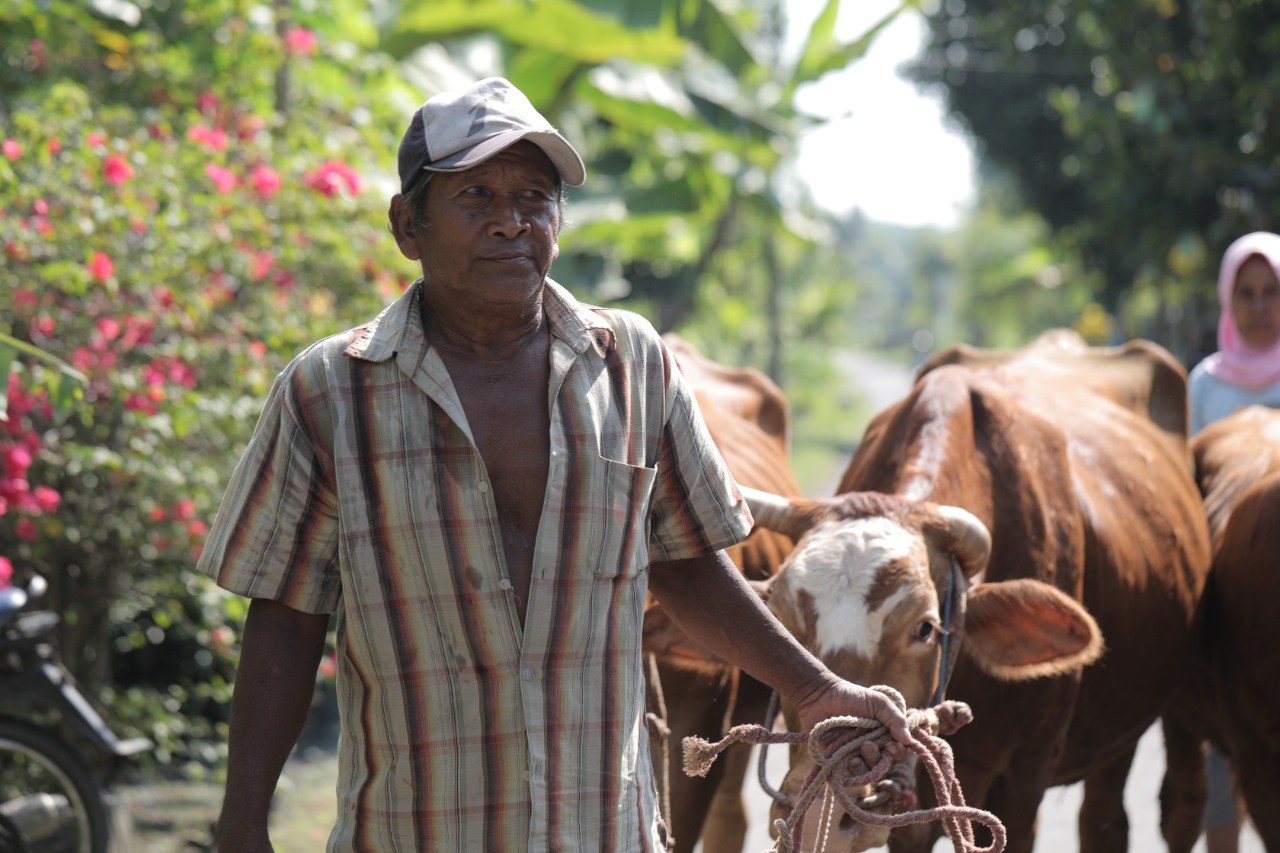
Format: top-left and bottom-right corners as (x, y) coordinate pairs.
(419, 287), (547, 360)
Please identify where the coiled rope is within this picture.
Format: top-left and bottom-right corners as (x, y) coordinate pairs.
(682, 686), (1006, 853)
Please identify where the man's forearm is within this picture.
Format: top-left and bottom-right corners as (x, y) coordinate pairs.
(647, 552), (836, 707)
(218, 598), (329, 851)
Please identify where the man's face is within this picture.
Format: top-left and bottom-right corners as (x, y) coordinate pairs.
(1231, 254), (1280, 350)
(393, 141), (561, 307)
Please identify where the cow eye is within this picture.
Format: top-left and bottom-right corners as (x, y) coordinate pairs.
(912, 620), (938, 642)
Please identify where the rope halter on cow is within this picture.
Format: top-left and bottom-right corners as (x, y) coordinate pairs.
(682, 685), (1006, 853)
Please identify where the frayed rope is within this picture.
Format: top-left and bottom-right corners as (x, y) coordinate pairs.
(682, 685), (1005, 853)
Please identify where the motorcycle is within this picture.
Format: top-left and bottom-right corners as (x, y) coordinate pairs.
(0, 574), (151, 853)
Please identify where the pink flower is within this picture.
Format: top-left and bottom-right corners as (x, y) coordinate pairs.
(250, 165), (282, 199)
(186, 124), (229, 152)
(86, 132), (106, 148)
(3, 445), (32, 478)
(250, 250), (275, 281)
(168, 360), (197, 389)
(148, 507), (167, 522)
(103, 153), (134, 186)
(13, 288), (38, 309)
(47, 138), (62, 155)
(30, 316), (55, 338)
(174, 498), (196, 520)
(32, 199), (48, 216)
(96, 317), (121, 340)
(87, 251), (114, 283)
(0, 555), (11, 588)
(2, 139), (21, 160)
(14, 518), (37, 543)
(32, 486), (60, 513)
(195, 91), (219, 115)
(204, 163), (236, 194)
(305, 160), (361, 197)
(123, 393), (158, 415)
(186, 519), (209, 538)
(283, 26), (318, 56)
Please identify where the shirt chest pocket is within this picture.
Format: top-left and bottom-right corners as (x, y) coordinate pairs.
(591, 456), (657, 579)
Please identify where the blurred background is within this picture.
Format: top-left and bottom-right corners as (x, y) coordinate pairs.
(1, 0), (1275, 847)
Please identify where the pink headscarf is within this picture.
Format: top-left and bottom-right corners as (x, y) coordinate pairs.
(1202, 230), (1280, 389)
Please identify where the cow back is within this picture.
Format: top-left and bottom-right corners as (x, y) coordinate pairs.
(919, 329), (1191, 450)
(1193, 404), (1280, 541)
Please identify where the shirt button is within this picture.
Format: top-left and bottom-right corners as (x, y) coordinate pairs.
(498, 578), (512, 590)
(521, 666), (536, 681)
(478, 481), (489, 493)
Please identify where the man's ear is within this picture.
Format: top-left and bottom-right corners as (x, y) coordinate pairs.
(388, 195), (420, 261)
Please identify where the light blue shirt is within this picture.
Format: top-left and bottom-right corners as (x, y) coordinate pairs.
(1188, 360), (1280, 435)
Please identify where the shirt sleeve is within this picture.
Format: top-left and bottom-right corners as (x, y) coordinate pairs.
(196, 356), (342, 614)
(645, 342), (754, 562)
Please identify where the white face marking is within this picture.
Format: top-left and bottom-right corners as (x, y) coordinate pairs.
(785, 517), (928, 658)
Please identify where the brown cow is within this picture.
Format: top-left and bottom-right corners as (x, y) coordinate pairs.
(642, 334), (803, 852)
(744, 331), (1211, 853)
(1160, 405), (1280, 851)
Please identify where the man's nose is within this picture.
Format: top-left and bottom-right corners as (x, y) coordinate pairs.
(489, 198), (528, 238)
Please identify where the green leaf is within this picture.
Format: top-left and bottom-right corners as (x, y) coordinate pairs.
(49, 372), (83, 422)
(0, 345), (14, 422)
(0, 332), (88, 385)
(384, 0), (685, 64)
(505, 50), (583, 108)
(789, 0), (908, 96)
(674, 0), (757, 77)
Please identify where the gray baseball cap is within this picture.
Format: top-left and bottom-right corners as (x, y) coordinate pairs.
(397, 77), (586, 193)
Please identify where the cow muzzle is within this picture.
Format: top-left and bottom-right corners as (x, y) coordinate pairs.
(769, 754), (919, 853)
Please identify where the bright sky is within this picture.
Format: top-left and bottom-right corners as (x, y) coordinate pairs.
(786, 0), (976, 229)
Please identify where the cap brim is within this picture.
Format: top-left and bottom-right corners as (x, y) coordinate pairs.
(424, 129), (586, 187)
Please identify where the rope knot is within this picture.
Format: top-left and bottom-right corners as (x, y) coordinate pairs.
(681, 686), (1006, 853)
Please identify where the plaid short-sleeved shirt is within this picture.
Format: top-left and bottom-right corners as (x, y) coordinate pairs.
(198, 278), (753, 851)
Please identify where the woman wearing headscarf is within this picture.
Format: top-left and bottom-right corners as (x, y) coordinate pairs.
(1186, 230), (1280, 853)
(1189, 231), (1280, 435)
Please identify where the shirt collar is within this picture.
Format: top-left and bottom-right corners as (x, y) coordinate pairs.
(343, 277), (616, 363)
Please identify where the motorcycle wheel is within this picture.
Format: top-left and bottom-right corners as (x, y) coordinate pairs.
(0, 718), (110, 853)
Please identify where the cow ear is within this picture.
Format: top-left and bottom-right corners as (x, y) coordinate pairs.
(960, 579), (1105, 680)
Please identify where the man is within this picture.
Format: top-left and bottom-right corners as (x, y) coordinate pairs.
(199, 77), (914, 851)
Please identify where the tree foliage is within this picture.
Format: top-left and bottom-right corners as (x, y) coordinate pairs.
(1, 0), (414, 776)
(377, 0), (900, 357)
(910, 0), (1280, 361)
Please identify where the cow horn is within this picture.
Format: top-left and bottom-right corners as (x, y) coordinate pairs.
(925, 505), (992, 579)
(737, 486), (809, 542)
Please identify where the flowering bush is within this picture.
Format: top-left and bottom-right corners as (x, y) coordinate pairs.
(1, 0), (417, 776)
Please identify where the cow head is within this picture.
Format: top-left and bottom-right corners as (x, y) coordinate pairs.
(741, 486), (1104, 852)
